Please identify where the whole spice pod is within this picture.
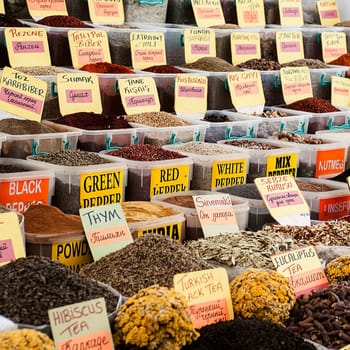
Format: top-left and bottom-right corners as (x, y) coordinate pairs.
(325, 255), (350, 283)
(114, 285), (199, 350)
(230, 268), (296, 326)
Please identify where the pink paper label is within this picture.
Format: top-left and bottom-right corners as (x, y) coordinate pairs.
(94, 2), (119, 17)
(12, 41), (44, 53)
(282, 7), (300, 17)
(197, 207), (237, 225)
(86, 225), (130, 247)
(66, 89), (93, 103)
(234, 80), (259, 97)
(320, 9), (338, 19)
(325, 47), (346, 59)
(77, 48), (104, 65)
(280, 41), (301, 52)
(0, 86), (43, 114)
(191, 44), (210, 54)
(0, 239), (15, 263)
(264, 190), (303, 208)
(333, 86), (348, 96)
(235, 44), (257, 55)
(197, 7), (221, 19)
(284, 82), (311, 95)
(126, 94), (156, 107)
(178, 86), (205, 98)
(243, 10), (258, 23)
(134, 49), (165, 63)
(27, 0), (66, 11)
(58, 330), (113, 350)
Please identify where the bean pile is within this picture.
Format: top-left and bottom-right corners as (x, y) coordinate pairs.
(0, 256), (120, 325)
(254, 110), (288, 118)
(124, 111), (190, 127)
(238, 58), (281, 70)
(79, 235), (211, 297)
(274, 132), (324, 144)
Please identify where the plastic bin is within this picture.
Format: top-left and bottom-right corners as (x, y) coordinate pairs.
(151, 190), (249, 240)
(123, 0), (169, 23)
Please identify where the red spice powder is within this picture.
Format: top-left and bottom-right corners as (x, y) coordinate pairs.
(80, 62), (135, 74)
(329, 53), (350, 66)
(283, 97), (340, 113)
(37, 15), (92, 28)
(142, 65), (184, 74)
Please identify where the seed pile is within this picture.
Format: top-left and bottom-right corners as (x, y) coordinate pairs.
(225, 139), (279, 150)
(325, 255), (350, 283)
(174, 141), (235, 155)
(182, 57), (240, 72)
(281, 59), (328, 69)
(123, 111), (190, 127)
(0, 118), (56, 135)
(295, 180), (332, 192)
(274, 132), (324, 144)
(14, 66), (66, 75)
(238, 58), (281, 70)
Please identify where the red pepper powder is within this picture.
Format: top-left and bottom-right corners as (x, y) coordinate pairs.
(329, 53), (350, 66)
(80, 62), (135, 74)
(283, 97), (340, 113)
(142, 65), (184, 74)
(37, 15), (92, 28)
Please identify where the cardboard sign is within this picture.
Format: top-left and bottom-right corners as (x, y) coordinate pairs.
(183, 28), (216, 64)
(255, 175), (311, 226)
(87, 0), (125, 25)
(191, 0), (225, 28)
(315, 148), (345, 178)
(26, 0), (67, 20)
(68, 30), (111, 69)
(278, 0), (303, 26)
(271, 246), (329, 297)
(138, 222), (183, 241)
(230, 32), (261, 66)
(331, 75), (350, 108)
(211, 159), (247, 189)
(174, 268), (233, 329)
(227, 70), (265, 114)
(280, 67), (312, 104)
(317, 0), (340, 26)
(321, 32), (347, 64)
(57, 73), (102, 115)
(236, 0), (265, 27)
(319, 194), (350, 221)
(0, 212), (25, 267)
(193, 194), (240, 237)
(276, 31), (304, 64)
(0, 67), (47, 121)
(49, 298), (114, 350)
(266, 153), (298, 178)
(130, 32), (166, 70)
(0, 1), (4, 14)
(80, 204), (133, 261)
(118, 76), (160, 114)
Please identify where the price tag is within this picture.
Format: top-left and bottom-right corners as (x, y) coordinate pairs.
(280, 67), (312, 104)
(278, 0), (303, 26)
(0, 212), (25, 267)
(68, 30), (111, 69)
(331, 75), (350, 108)
(236, 0), (265, 27)
(57, 73), (102, 115)
(271, 246), (329, 297)
(130, 32), (166, 70)
(0, 67), (47, 121)
(0, 0), (5, 14)
(227, 70), (265, 114)
(118, 76), (160, 114)
(266, 153), (298, 178)
(230, 32), (261, 66)
(276, 31), (304, 64)
(80, 204), (133, 261)
(49, 298), (114, 350)
(191, 0), (225, 27)
(321, 32), (347, 63)
(87, 0), (125, 25)
(174, 268), (233, 329)
(174, 75), (207, 118)
(315, 148), (345, 178)
(317, 0), (340, 26)
(254, 175), (311, 226)
(5, 28), (51, 68)
(26, 0), (67, 21)
(183, 28), (216, 64)
(193, 194), (240, 237)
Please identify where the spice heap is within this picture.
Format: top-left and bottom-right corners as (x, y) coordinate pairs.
(142, 64), (184, 74)
(203, 113), (231, 122)
(329, 53), (350, 66)
(295, 179), (332, 192)
(282, 97), (340, 113)
(219, 183), (262, 199)
(80, 62), (135, 74)
(281, 58), (328, 69)
(253, 110), (288, 118)
(182, 57), (240, 72)
(325, 255), (350, 282)
(36, 15), (91, 27)
(225, 139), (279, 150)
(287, 281), (350, 349)
(273, 132), (323, 144)
(238, 58), (281, 70)
(14, 66), (66, 76)
(0, 256), (120, 325)
(0, 118), (56, 135)
(183, 319), (317, 350)
(79, 235), (211, 297)
(0, 329), (55, 350)
(123, 111), (190, 127)
(114, 285), (199, 350)
(230, 268), (296, 326)
(174, 141), (235, 155)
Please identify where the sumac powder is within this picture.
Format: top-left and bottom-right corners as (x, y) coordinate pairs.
(80, 62), (135, 74)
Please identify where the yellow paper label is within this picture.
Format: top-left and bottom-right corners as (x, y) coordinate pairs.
(130, 32), (166, 70)
(278, 0), (303, 26)
(26, 0), (67, 20)
(0, 1), (5, 14)
(57, 73), (102, 115)
(266, 153), (298, 177)
(51, 238), (93, 272)
(340, 346), (350, 350)
(331, 75), (350, 108)
(150, 165), (190, 197)
(174, 75), (208, 115)
(118, 76), (160, 114)
(276, 31), (304, 64)
(230, 32), (261, 66)
(174, 268), (233, 328)
(0, 67), (47, 121)
(87, 0), (125, 25)
(317, 0), (340, 26)
(236, 0), (266, 27)
(184, 28), (216, 64)
(211, 159), (247, 189)
(227, 70), (265, 110)
(68, 29), (111, 69)
(138, 222), (183, 241)
(0, 212), (26, 267)
(280, 66), (313, 104)
(191, 0), (225, 27)
(321, 32), (347, 63)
